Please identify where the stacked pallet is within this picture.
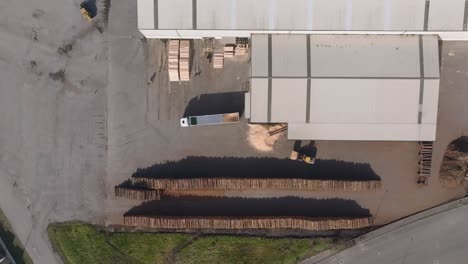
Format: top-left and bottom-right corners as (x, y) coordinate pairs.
(168, 40), (180, 82)
(223, 45), (235, 58)
(235, 45), (247, 57)
(235, 37), (249, 57)
(179, 40), (190, 81)
(123, 216), (373, 231)
(213, 51), (224, 69)
(131, 177), (382, 191)
(115, 186), (162, 201)
(418, 141), (433, 184)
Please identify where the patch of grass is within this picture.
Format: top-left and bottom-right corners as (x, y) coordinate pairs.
(175, 236), (337, 264)
(47, 222), (133, 264)
(48, 222), (340, 264)
(48, 222), (192, 264)
(0, 208), (33, 264)
(109, 232), (191, 264)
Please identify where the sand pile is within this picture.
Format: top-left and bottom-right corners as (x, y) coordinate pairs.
(246, 124), (283, 152)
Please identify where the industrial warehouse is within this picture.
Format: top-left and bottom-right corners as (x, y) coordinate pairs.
(4, 0), (468, 263)
(104, 0), (468, 237)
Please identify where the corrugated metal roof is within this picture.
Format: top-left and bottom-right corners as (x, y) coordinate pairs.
(247, 34), (440, 141)
(138, 0), (468, 38)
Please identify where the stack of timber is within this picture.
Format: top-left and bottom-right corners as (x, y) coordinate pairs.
(179, 40), (190, 81)
(115, 186), (162, 201)
(235, 37), (249, 57)
(123, 216), (372, 231)
(213, 51), (224, 69)
(131, 177), (382, 191)
(418, 141), (433, 184)
(223, 45), (235, 58)
(168, 40), (180, 82)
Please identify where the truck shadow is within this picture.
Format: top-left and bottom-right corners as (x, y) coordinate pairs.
(183, 92), (245, 117)
(130, 156), (381, 181)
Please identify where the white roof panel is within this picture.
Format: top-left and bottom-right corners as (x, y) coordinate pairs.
(137, 0), (154, 29)
(287, 123), (437, 141)
(308, 79), (420, 124)
(421, 79), (440, 124)
(428, 0), (465, 31)
(251, 34), (269, 77)
(139, 0), (468, 37)
(308, 35), (421, 78)
(272, 35), (307, 77)
(423, 35), (441, 78)
(271, 79), (307, 123)
(158, 0), (193, 29)
(250, 79), (269, 123)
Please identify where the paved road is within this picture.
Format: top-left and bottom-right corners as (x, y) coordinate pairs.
(314, 201), (468, 264)
(0, 0), (107, 263)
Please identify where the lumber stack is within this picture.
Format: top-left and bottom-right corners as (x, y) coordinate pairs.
(115, 186), (162, 201)
(213, 51), (224, 69)
(168, 40), (180, 82)
(131, 177), (382, 191)
(235, 37), (249, 57)
(418, 141), (433, 184)
(179, 40), (190, 81)
(223, 45), (235, 58)
(123, 216), (373, 231)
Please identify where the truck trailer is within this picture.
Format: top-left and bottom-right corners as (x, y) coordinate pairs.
(180, 113), (240, 127)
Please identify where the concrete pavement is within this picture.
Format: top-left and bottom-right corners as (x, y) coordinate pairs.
(305, 197), (468, 264)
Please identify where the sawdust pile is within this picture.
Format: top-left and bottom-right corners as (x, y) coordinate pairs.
(246, 124), (283, 152)
(440, 137), (468, 188)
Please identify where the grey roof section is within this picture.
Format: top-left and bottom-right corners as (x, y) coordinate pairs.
(287, 123), (437, 141)
(271, 35), (307, 77)
(249, 79), (269, 123)
(158, 0), (193, 29)
(271, 79), (308, 123)
(251, 35), (269, 78)
(428, 0), (466, 31)
(252, 34), (440, 78)
(138, 0), (467, 37)
(247, 34), (440, 141)
(308, 35), (421, 78)
(308, 79), (421, 125)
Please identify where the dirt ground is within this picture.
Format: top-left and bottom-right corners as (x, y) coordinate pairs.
(107, 0), (468, 228)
